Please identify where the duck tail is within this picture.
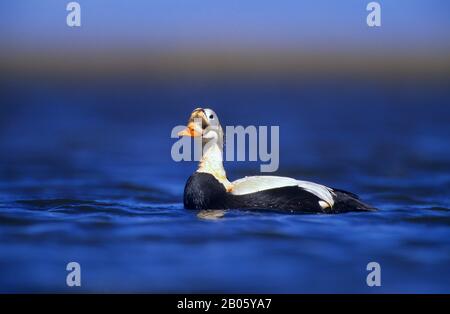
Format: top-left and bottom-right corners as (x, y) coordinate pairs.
(331, 189), (377, 213)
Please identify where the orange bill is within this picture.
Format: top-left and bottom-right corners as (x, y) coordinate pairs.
(177, 122), (202, 137)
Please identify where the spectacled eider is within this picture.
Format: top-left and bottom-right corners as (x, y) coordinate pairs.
(178, 108), (376, 214)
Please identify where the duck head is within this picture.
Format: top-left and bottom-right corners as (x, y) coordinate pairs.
(178, 107), (231, 191)
(177, 107), (224, 148)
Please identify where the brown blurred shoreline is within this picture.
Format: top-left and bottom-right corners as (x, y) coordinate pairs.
(1, 49), (449, 81)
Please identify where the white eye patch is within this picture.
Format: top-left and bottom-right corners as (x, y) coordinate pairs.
(203, 109), (218, 122)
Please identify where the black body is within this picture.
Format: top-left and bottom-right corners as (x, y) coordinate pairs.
(183, 172), (376, 214)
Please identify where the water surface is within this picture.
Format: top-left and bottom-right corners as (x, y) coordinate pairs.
(0, 79), (449, 292)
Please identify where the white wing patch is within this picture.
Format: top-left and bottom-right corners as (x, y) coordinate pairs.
(230, 176), (335, 208)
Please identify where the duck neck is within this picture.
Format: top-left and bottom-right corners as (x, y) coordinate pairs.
(197, 142), (232, 191)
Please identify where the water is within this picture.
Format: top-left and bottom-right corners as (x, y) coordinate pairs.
(0, 78), (449, 293)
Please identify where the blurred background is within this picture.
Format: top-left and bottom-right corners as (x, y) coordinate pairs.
(0, 0), (449, 293)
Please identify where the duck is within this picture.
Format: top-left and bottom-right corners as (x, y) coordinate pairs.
(177, 108), (376, 214)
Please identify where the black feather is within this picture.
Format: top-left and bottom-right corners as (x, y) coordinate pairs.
(331, 190), (377, 213)
(184, 173), (374, 213)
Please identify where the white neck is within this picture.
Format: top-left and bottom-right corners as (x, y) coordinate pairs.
(197, 142), (232, 190)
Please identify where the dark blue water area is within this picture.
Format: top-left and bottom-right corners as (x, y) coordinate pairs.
(0, 77), (449, 293)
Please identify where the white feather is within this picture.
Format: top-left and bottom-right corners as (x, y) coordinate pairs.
(231, 176), (335, 208)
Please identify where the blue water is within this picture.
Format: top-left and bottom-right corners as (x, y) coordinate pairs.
(0, 78), (449, 293)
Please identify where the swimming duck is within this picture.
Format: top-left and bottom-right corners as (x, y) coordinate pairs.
(178, 108), (376, 214)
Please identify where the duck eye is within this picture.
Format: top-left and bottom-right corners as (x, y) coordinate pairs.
(209, 114), (214, 119)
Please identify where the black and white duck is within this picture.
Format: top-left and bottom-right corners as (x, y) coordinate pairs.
(177, 108), (376, 214)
